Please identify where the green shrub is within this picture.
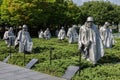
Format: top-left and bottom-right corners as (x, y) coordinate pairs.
(0, 38), (120, 80)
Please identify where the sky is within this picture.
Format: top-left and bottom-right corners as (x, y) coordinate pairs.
(73, 0), (120, 6)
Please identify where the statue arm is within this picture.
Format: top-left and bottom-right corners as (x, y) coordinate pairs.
(78, 27), (85, 50)
(3, 31), (8, 40)
(17, 30), (22, 41)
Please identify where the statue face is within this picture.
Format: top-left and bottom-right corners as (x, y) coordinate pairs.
(9, 28), (13, 31)
(87, 21), (93, 27)
(106, 25), (109, 28)
(104, 24), (109, 28)
(46, 28), (49, 31)
(23, 28), (27, 31)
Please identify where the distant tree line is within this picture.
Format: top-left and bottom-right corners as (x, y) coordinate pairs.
(0, 0), (120, 36)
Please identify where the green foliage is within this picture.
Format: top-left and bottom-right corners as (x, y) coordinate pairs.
(0, 0), (120, 29)
(80, 1), (120, 25)
(1, 38), (120, 80)
(0, 0), (80, 27)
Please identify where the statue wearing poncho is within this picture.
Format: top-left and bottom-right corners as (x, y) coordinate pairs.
(3, 27), (15, 47)
(78, 17), (104, 64)
(38, 29), (44, 38)
(99, 22), (114, 48)
(67, 25), (78, 43)
(15, 25), (33, 53)
(58, 27), (66, 40)
(44, 28), (51, 40)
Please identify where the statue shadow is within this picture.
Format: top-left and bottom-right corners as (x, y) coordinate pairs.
(75, 54), (120, 70)
(33, 46), (49, 53)
(57, 39), (68, 43)
(98, 54), (120, 64)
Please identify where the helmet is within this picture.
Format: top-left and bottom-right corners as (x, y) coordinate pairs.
(46, 28), (49, 30)
(9, 27), (13, 31)
(72, 25), (77, 29)
(105, 22), (110, 26)
(61, 26), (64, 29)
(87, 17), (94, 22)
(23, 24), (27, 29)
(72, 25), (76, 27)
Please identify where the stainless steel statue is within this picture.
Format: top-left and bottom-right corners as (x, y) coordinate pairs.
(67, 25), (78, 43)
(99, 22), (114, 48)
(15, 25), (33, 53)
(78, 17), (104, 64)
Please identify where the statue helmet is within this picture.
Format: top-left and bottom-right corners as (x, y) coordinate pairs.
(105, 22), (110, 26)
(87, 17), (94, 22)
(61, 26), (64, 29)
(23, 24), (27, 29)
(72, 25), (77, 29)
(72, 25), (76, 27)
(46, 28), (49, 30)
(9, 27), (13, 31)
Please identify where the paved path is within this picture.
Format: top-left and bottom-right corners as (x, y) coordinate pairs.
(0, 62), (66, 80)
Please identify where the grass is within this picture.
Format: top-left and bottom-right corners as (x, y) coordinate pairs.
(0, 38), (120, 80)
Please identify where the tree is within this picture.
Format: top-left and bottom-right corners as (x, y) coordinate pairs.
(79, 1), (120, 25)
(0, 0), (56, 27)
(1, 0), (120, 35)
